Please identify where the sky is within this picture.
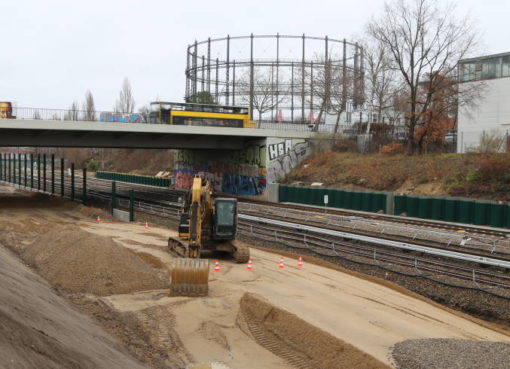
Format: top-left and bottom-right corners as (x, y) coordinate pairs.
(1, 0), (508, 111)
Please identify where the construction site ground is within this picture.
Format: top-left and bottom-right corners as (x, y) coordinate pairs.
(1, 184), (510, 369)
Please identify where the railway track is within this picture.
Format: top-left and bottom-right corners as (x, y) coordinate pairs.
(238, 202), (510, 263)
(241, 198), (510, 238)
(4, 174), (510, 293)
(237, 215), (510, 290)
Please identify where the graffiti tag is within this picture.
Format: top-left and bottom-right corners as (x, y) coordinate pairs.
(268, 139), (292, 160)
(99, 112), (144, 123)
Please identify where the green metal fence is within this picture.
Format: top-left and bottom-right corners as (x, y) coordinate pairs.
(279, 185), (387, 214)
(279, 184), (510, 229)
(96, 171), (170, 187)
(393, 194), (510, 229)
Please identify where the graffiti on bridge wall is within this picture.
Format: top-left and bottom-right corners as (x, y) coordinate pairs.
(99, 112), (144, 123)
(221, 174), (266, 195)
(175, 169), (195, 189)
(174, 139), (312, 195)
(267, 139), (313, 183)
(268, 139), (293, 161)
(174, 143), (267, 196)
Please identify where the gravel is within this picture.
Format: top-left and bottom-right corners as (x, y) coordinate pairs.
(391, 338), (510, 369)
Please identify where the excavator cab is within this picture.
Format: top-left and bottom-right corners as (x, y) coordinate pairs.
(213, 198), (237, 240)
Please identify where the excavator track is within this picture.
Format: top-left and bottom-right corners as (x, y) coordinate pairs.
(232, 241), (250, 263)
(168, 236), (209, 297)
(168, 236), (190, 258)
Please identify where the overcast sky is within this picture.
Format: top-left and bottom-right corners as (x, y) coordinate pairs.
(1, 0), (508, 111)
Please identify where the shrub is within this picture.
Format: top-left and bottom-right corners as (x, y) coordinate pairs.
(476, 157), (510, 182)
(477, 130), (506, 153)
(380, 142), (404, 155)
(416, 177), (429, 185)
(86, 159), (100, 172)
(332, 137), (357, 152)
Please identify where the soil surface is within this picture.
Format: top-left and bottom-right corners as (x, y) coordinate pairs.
(285, 151), (510, 201)
(1, 184), (510, 369)
(0, 228), (148, 368)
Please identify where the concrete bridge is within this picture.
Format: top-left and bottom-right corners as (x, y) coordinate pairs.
(0, 118), (326, 198)
(0, 119), (316, 149)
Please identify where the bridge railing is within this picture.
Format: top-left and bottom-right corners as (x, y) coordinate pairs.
(8, 107), (149, 124)
(4, 106), (351, 133)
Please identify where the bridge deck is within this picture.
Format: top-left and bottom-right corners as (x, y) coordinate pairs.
(0, 119), (318, 149)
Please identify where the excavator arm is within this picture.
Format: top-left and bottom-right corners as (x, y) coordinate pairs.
(168, 176), (211, 295)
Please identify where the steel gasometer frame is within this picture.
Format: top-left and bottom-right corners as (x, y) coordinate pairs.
(185, 34), (365, 124)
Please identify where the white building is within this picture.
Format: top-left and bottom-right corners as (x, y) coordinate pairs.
(458, 52), (510, 153)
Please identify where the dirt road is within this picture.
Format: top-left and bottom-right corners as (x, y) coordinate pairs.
(1, 185), (510, 369)
(83, 215), (510, 367)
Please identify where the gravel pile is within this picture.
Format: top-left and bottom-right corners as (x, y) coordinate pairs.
(22, 224), (169, 295)
(391, 338), (510, 369)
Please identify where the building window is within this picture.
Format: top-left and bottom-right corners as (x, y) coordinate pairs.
(483, 58), (500, 80)
(502, 56), (510, 78)
(460, 54), (510, 82)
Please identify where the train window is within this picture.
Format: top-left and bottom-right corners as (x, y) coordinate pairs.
(172, 116), (243, 127)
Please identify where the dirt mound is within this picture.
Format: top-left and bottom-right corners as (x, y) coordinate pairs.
(77, 204), (113, 220)
(0, 244), (148, 369)
(22, 225), (169, 295)
(237, 293), (391, 369)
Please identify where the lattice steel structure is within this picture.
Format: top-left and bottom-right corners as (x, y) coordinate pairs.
(185, 34), (365, 124)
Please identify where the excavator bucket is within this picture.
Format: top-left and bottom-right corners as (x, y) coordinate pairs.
(169, 258), (209, 296)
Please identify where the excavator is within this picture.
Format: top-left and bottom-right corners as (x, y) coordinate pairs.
(168, 176), (250, 296)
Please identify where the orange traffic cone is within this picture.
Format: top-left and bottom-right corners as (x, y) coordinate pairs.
(278, 257), (285, 269)
(96, 216), (101, 223)
(246, 258), (253, 271)
(144, 221), (149, 230)
(298, 256), (303, 268)
(213, 260), (221, 272)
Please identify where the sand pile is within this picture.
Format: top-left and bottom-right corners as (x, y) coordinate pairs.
(237, 293), (391, 369)
(0, 242), (148, 369)
(22, 225), (169, 295)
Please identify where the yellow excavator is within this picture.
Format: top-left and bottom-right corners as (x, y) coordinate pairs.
(168, 176), (250, 296)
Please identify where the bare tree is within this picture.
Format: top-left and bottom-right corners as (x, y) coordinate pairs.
(238, 68), (286, 127)
(138, 105), (150, 123)
(295, 56), (354, 133)
(326, 63), (354, 134)
(83, 90), (96, 121)
(367, 0), (478, 154)
(64, 101), (80, 121)
(114, 78), (135, 113)
(363, 39), (402, 124)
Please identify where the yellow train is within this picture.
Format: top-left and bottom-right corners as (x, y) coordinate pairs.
(149, 102), (254, 128)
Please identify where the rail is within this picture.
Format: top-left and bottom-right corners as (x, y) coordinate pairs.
(239, 214), (510, 270)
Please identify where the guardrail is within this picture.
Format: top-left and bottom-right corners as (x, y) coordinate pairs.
(1, 106), (350, 133)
